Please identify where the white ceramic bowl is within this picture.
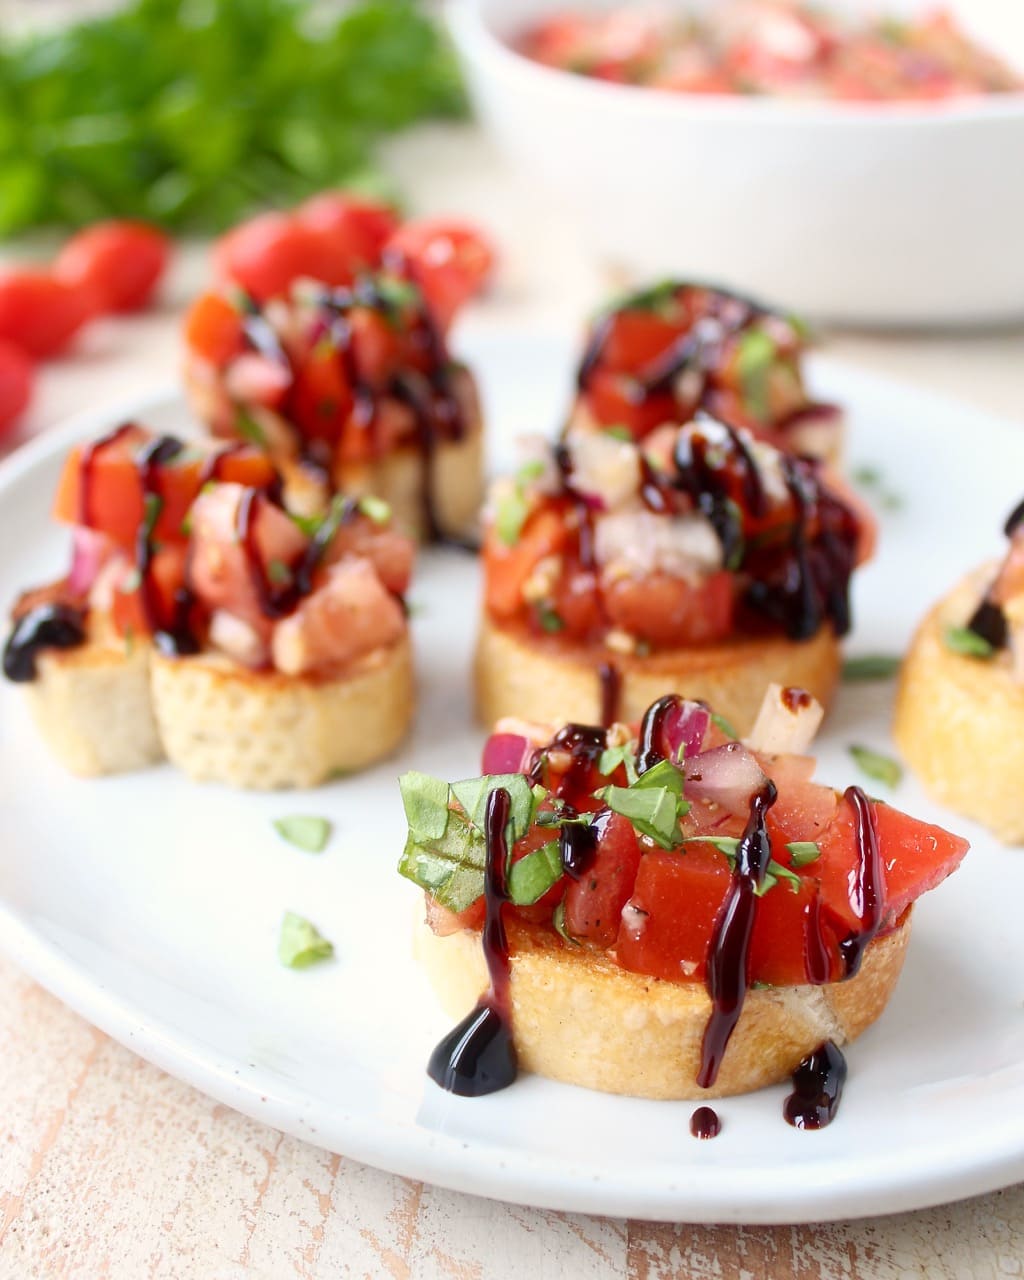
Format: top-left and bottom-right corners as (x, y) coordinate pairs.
(448, 0), (1024, 326)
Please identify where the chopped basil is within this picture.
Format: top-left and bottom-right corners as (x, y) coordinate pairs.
(278, 912), (334, 969)
(852, 463), (902, 512)
(537, 604), (564, 633)
(710, 711), (739, 740)
(358, 495), (392, 526)
(267, 558), (293, 587)
(515, 458), (545, 486)
(506, 840), (562, 906)
(602, 784), (683, 850)
(399, 771), (451, 842)
(683, 835), (802, 895)
(849, 744), (902, 788)
(843, 654), (901, 681)
(786, 841), (821, 867)
(605, 425), (633, 442)
(289, 511), (322, 537)
(597, 744), (638, 783)
(944, 626), (994, 659)
(552, 899), (579, 946)
(786, 312), (813, 341)
(397, 814), (486, 914)
(273, 815), (332, 853)
(735, 328), (776, 420)
(495, 485), (530, 547)
(450, 773), (536, 842)
(141, 491), (163, 541)
(236, 410), (267, 447)
(632, 757), (686, 800)
(374, 274), (421, 315)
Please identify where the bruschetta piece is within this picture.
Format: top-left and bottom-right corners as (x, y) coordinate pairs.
(182, 274), (485, 544)
(476, 416), (869, 734)
(3, 424), (417, 788)
(570, 281), (843, 463)
(399, 691), (969, 1102)
(895, 500), (1024, 842)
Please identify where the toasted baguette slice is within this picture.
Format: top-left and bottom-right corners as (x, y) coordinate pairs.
(475, 613), (840, 736)
(414, 913), (909, 1101)
(150, 633), (414, 789)
(894, 569), (1024, 843)
(24, 616), (164, 777)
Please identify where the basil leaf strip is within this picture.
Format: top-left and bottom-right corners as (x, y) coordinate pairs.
(602, 785), (683, 850)
(506, 841), (563, 906)
(786, 841), (821, 867)
(273, 815), (332, 853)
(944, 626), (995, 659)
(278, 912), (334, 969)
(451, 774), (536, 842)
(399, 771), (451, 842)
(849, 745), (903, 788)
(397, 814), (486, 915)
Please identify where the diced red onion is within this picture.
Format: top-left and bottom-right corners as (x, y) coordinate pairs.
(68, 527), (108, 596)
(224, 353), (292, 407)
(481, 733), (534, 777)
(662, 700), (710, 761)
(685, 742), (767, 815)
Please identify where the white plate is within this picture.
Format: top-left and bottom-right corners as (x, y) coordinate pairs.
(1, 331), (1023, 1225)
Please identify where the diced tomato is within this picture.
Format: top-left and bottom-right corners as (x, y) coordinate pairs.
(583, 367), (677, 438)
(614, 846), (730, 982)
(483, 507), (569, 620)
(297, 193), (399, 272)
(563, 813), (641, 948)
(289, 340), (354, 445)
(110, 544), (189, 638)
(385, 218), (495, 331)
(322, 515), (415, 597)
(602, 569), (735, 646)
(0, 339), (34, 438)
(51, 430), (277, 550)
(0, 271), (96, 358)
(54, 220), (170, 314)
(553, 567), (604, 639)
(814, 793), (970, 937)
(213, 212), (335, 302)
(184, 293), (247, 367)
(600, 309), (680, 372)
(350, 308), (403, 386)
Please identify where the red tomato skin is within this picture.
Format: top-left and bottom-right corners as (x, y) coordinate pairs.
(563, 813), (642, 947)
(0, 272), (94, 358)
(111, 544), (189, 638)
(0, 339), (34, 436)
(582, 368), (677, 438)
(213, 213), (329, 302)
(54, 220), (170, 314)
(297, 194), (399, 270)
(602, 569), (735, 646)
(385, 218), (495, 330)
(183, 293), (247, 367)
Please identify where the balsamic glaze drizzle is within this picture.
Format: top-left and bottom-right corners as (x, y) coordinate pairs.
(698, 780), (778, 1089)
(636, 694), (684, 773)
(689, 1105), (721, 1140)
(2, 604), (87, 682)
(838, 785), (885, 978)
(598, 660), (620, 728)
(427, 787), (518, 1096)
(783, 1040), (847, 1130)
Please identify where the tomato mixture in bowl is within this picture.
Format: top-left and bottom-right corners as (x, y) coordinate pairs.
(519, 2), (1022, 101)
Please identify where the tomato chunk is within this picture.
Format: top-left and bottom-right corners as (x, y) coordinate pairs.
(563, 813), (641, 948)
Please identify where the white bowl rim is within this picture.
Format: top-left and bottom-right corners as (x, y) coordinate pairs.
(447, 0), (1024, 125)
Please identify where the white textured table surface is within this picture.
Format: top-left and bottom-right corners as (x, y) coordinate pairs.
(2, 126), (1023, 1279)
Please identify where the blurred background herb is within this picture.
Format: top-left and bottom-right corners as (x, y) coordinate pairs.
(0, 0), (465, 236)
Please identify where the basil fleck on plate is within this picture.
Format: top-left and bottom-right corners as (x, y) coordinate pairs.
(1, 331), (1024, 1223)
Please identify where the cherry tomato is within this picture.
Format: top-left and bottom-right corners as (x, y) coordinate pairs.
(296, 193), (399, 271)
(385, 218), (495, 330)
(54, 220), (170, 314)
(183, 292), (247, 367)
(0, 271), (94, 358)
(213, 212), (340, 302)
(0, 340), (34, 438)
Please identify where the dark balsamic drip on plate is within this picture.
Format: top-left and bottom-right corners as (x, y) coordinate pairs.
(783, 1040), (847, 1130)
(689, 1105), (721, 1140)
(427, 787), (518, 1096)
(78, 422), (136, 527)
(598, 660), (620, 727)
(837, 785), (885, 978)
(697, 780), (778, 1089)
(636, 693), (685, 773)
(2, 604), (87, 682)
